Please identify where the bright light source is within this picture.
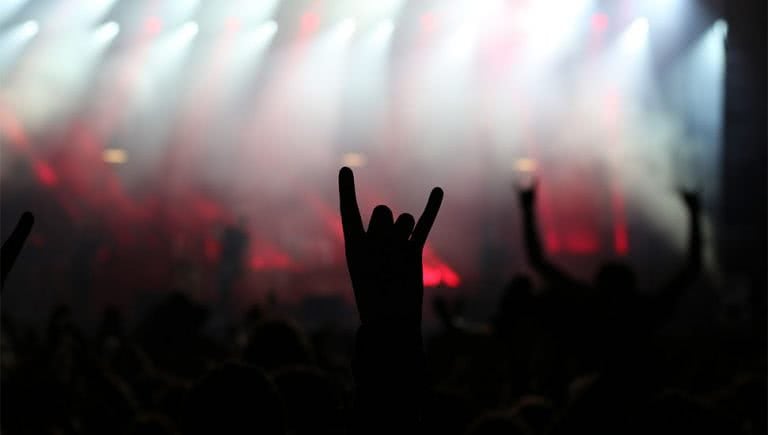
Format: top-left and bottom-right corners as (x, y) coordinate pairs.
(622, 17), (649, 53)
(713, 19), (728, 39)
(180, 21), (199, 38)
(19, 20), (39, 38)
(341, 152), (366, 168)
(700, 19), (727, 70)
(373, 19), (394, 41)
(255, 20), (278, 40)
(95, 21), (120, 42)
(337, 18), (356, 40)
(514, 158), (538, 172)
(102, 148), (127, 164)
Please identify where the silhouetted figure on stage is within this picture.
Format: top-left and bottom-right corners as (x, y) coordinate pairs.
(216, 218), (249, 321)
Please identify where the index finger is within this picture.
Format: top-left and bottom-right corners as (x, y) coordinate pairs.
(338, 167), (365, 243)
(411, 187), (443, 247)
(1, 211), (34, 290)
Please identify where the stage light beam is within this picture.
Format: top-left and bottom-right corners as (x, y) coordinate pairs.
(0, 20), (41, 76)
(180, 21), (199, 39)
(19, 20), (39, 38)
(622, 17), (649, 54)
(255, 20), (278, 42)
(0, 0), (29, 24)
(95, 21), (120, 44)
(337, 18), (357, 41)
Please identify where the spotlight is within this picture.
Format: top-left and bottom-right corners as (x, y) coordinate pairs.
(180, 21), (199, 38)
(514, 158), (537, 173)
(102, 148), (127, 164)
(338, 18), (356, 40)
(19, 20), (39, 38)
(95, 21), (120, 42)
(341, 152), (366, 168)
(374, 19), (394, 41)
(622, 17), (649, 53)
(256, 20), (278, 40)
(713, 19), (727, 39)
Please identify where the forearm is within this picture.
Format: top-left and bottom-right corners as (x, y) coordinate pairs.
(352, 323), (425, 433)
(522, 206), (546, 267)
(655, 205), (703, 321)
(686, 208), (702, 273)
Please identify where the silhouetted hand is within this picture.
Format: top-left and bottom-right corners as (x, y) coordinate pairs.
(1, 212), (34, 291)
(339, 167), (443, 327)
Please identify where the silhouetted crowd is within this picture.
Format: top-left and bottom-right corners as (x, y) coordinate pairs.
(1, 169), (765, 435)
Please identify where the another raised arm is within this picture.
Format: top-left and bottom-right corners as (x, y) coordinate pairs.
(654, 191), (703, 319)
(518, 183), (580, 289)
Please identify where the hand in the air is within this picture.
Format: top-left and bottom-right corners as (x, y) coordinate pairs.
(338, 167), (443, 327)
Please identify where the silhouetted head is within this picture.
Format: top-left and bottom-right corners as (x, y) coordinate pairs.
(99, 306), (125, 342)
(242, 319), (313, 371)
(272, 366), (345, 435)
(511, 395), (555, 435)
(77, 369), (138, 435)
(466, 410), (533, 435)
(494, 275), (536, 332)
(47, 304), (75, 344)
(500, 275), (534, 309)
(643, 390), (734, 435)
(594, 261), (636, 297)
(181, 363), (284, 435)
(127, 414), (178, 435)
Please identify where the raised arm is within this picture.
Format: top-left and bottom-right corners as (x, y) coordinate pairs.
(339, 167), (442, 434)
(654, 191), (703, 318)
(519, 183), (581, 289)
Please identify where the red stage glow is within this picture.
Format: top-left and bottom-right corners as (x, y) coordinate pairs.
(545, 229), (561, 254)
(204, 238), (221, 261)
(250, 246), (293, 271)
(423, 245), (461, 288)
(613, 222), (629, 255)
(564, 231), (599, 254)
(34, 161), (58, 187)
(612, 193), (630, 255)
